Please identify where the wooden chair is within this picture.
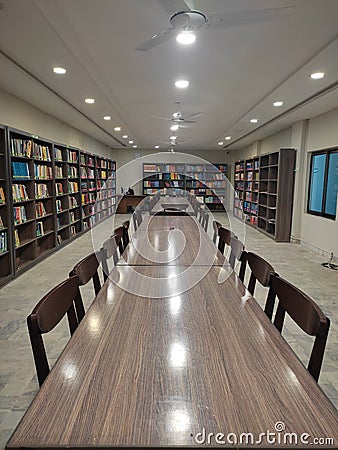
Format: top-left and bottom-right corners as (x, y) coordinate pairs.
(69, 252), (102, 322)
(212, 220), (222, 244)
(270, 273), (330, 382)
(218, 226), (235, 255)
(114, 225), (125, 254)
(199, 210), (209, 232)
(229, 236), (247, 282)
(132, 209), (142, 231)
(27, 275), (80, 387)
(101, 234), (120, 281)
(246, 251), (277, 320)
(122, 220), (130, 248)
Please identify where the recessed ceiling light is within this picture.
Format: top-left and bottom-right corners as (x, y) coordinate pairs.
(122, 135), (128, 138)
(85, 98), (95, 104)
(218, 142), (224, 146)
(170, 124), (179, 131)
(250, 118), (258, 123)
(53, 67), (66, 74)
(155, 145), (160, 149)
(175, 79), (189, 89)
(114, 126), (121, 131)
(176, 32), (196, 45)
(128, 140), (134, 144)
(310, 72), (325, 79)
(132, 145), (137, 148)
(225, 136), (231, 140)
(273, 101), (284, 107)
(170, 135), (177, 140)
(103, 116), (111, 120)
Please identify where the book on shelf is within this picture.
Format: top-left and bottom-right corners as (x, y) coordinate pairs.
(13, 205), (27, 224)
(67, 150), (78, 163)
(56, 183), (64, 195)
(35, 202), (47, 218)
(35, 183), (49, 198)
(55, 166), (63, 178)
(11, 138), (32, 158)
(0, 231), (7, 253)
(57, 234), (62, 246)
(34, 164), (52, 179)
(68, 181), (79, 193)
(0, 216), (4, 228)
(14, 229), (20, 247)
(69, 196), (78, 208)
(12, 184), (29, 202)
(70, 225), (76, 237)
(36, 221), (44, 237)
(56, 200), (62, 213)
(54, 147), (63, 161)
(32, 144), (51, 161)
(12, 161), (30, 179)
(68, 166), (78, 178)
(0, 186), (5, 203)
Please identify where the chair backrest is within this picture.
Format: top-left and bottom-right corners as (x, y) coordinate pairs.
(200, 210), (209, 232)
(122, 220), (130, 247)
(101, 234), (119, 281)
(218, 226), (235, 255)
(229, 237), (247, 282)
(132, 209), (142, 231)
(114, 226), (125, 254)
(69, 252), (102, 321)
(270, 273), (330, 382)
(212, 220), (222, 244)
(27, 275), (80, 386)
(246, 251), (277, 320)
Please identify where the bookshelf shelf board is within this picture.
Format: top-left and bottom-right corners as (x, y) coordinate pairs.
(0, 250), (10, 257)
(36, 230), (55, 240)
(13, 199), (34, 205)
(14, 218), (35, 227)
(15, 238), (36, 249)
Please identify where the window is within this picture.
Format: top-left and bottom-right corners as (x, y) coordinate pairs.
(308, 148), (338, 219)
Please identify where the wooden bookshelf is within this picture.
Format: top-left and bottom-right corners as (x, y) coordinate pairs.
(0, 126), (116, 286)
(0, 126), (13, 286)
(143, 163), (227, 210)
(234, 148), (295, 242)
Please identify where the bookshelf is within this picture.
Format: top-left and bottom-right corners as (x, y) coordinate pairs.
(0, 126), (116, 286)
(142, 163), (227, 209)
(234, 149), (295, 242)
(0, 126), (12, 286)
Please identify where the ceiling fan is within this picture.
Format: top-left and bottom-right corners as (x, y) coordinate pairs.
(135, 0), (294, 51)
(157, 101), (202, 129)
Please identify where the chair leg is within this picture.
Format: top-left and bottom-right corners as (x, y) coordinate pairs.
(308, 318), (330, 382)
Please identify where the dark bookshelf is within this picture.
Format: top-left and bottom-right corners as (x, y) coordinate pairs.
(234, 149), (295, 242)
(142, 162), (227, 210)
(0, 126), (116, 287)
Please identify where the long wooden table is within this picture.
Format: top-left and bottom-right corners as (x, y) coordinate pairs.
(6, 215), (338, 448)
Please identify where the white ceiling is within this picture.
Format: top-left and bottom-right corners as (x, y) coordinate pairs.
(0, 0), (337, 152)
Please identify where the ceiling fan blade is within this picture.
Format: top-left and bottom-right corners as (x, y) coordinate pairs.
(135, 27), (175, 51)
(185, 111), (203, 119)
(158, 0), (192, 16)
(206, 6), (295, 29)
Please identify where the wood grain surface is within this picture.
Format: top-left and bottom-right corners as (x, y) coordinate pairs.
(7, 265), (338, 448)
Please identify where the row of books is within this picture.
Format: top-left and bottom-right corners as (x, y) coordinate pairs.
(81, 180), (96, 191)
(80, 167), (95, 179)
(13, 206), (27, 224)
(0, 231), (7, 253)
(11, 139), (52, 161)
(0, 216), (4, 228)
(12, 161), (30, 179)
(36, 202), (47, 218)
(55, 166), (64, 178)
(34, 164), (52, 179)
(80, 155), (94, 167)
(81, 192), (96, 204)
(36, 221), (45, 237)
(12, 184), (29, 202)
(35, 184), (49, 198)
(0, 186), (5, 203)
(56, 183), (64, 195)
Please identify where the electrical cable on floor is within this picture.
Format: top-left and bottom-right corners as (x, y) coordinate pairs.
(321, 252), (338, 270)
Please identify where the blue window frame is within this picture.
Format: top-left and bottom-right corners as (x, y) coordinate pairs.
(308, 148), (338, 220)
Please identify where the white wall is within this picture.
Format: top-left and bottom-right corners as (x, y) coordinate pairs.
(299, 108), (338, 257)
(0, 88), (109, 157)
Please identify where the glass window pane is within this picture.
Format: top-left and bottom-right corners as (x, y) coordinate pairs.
(308, 154), (326, 213)
(324, 152), (338, 217)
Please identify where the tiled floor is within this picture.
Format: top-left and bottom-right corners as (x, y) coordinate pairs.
(0, 212), (337, 449)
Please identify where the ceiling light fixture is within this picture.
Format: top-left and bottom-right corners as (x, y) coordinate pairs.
(170, 135), (177, 140)
(170, 124), (179, 131)
(225, 136), (231, 140)
(53, 67), (66, 74)
(85, 98), (95, 104)
(114, 126), (121, 131)
(273, 101), (284, 107)
(103, 116), (111, 120)
(122, 135), (128, 138)
(176, 32), (196, 45)
(128, 140), (134, 144)
(310, 72), (325, 79)
(175, 79), (189, 89)
(250, 118), (258, 123)
(155, 145), (160, 149)
(132, 145), (137, 148)
(218, 142), (224, 146)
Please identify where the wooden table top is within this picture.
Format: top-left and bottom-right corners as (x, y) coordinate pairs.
(7, 265), (338, 448)
(119, 216), (224, 266)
